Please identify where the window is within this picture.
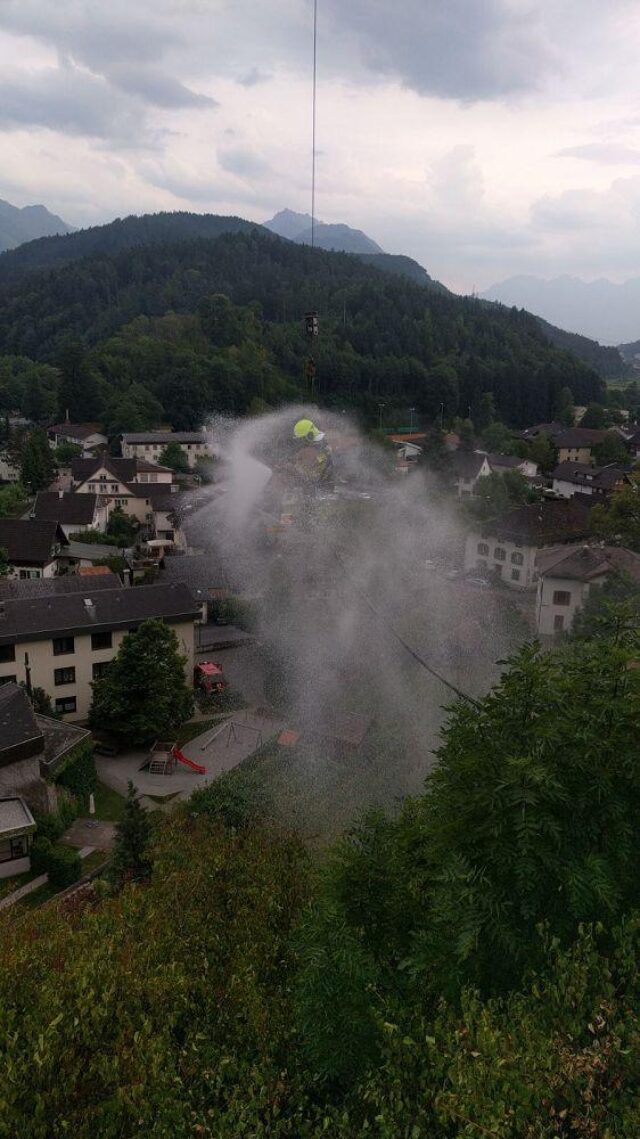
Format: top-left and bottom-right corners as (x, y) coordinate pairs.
(54, 667), (75, 686)
(91, 631), (112, 650)
(554, 614), (565, 632)
(53, 636), (75, 656)
(494, 547), (506, 561)
(0, 836), (28, 863)
(0, 675), (16, 685)
(19, 569), (41, 580)
(55, 696), (77, 714)
(511, 552), (524, 565)
(477, 542), (489, 557)
(553, 591), (571, 606)
(115, 498), (127, 507)
(0, 644), (15, 664)
(92, 661), (111, 681)
(511, 569), (521, 582)
(494, 563), (503, 576)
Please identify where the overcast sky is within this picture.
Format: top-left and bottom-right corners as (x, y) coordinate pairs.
(1, 0), (640, 292)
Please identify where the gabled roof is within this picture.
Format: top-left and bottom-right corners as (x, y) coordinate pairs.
(551, 462), (629, 490)
(0, 519), (67, 564)
(536, 544), (640, 584)
(555, 428), (609, 448)
(519, 421), (564, 440)
(0, 571), (119, 599)
(0, 684), (43, 760)
(487, 454), (524, 470)
(0, 582), (200, 645)
(71, 454), (137, 485)
(48, 422), (105, 440)
(452, 452), (488, 480)
(121, 431), (205, 444)
(475, 499), (593, 546)
(33, 491), (99, 526)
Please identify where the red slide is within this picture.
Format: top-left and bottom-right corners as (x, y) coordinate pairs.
(172, 747), (206, 775)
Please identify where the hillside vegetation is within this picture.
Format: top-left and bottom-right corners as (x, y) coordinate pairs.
(0, 216), (605, 430)
(2, 629), (640, 1136)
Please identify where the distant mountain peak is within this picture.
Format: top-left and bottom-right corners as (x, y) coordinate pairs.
(481, 274), (640, 345)
(0, 196), (74, 253)
(265, 208), (383, 254)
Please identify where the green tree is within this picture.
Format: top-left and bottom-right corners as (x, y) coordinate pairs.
(159, 440), (189, 473)
(20, 429), (55, 493)
(108, 781), (153, 887)
(89, 618), (194, 744)
(0, 482), (27, 518)
(101, 383), (163, 437)
(581, 401), (607, 428)
(465, 469), (535, 522)
(56, 336), (100, 421)
(554, 385), (575, 428)
(476, 391), (495, 432)
(593, 431), (629, 466)
(54, 441), (82, 466)
(20, 683), (56, 716)
(527, 431), (557, 473)
(106, 506), (138, 546)
(572, 574), (640, 639)
(591, 486), (640, 551)
(481, 420), (515, 454)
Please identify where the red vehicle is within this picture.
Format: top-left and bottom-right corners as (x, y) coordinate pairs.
(194, 661), (227, 695)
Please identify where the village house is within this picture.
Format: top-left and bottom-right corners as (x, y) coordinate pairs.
(485, 453), (539, 479)
(518, 421), (564, 442)
(0, 519), (68, 579)
(121, 431), (210, 469)
(47, 422), (108, 454)
(554, 427), (609, 465)
(0, 579), (200, 721)
(535, 544), (640, 635)
(32, 490), (109, 538)
(451, 452), (491, 497)
(0, 450), (20, 483)
(464, 499), (592, 589)
(69, 453), (180, 536)
(0, 681), (91, 876)
(551, 462), (630, 499)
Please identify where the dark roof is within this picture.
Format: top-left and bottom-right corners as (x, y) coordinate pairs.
(0, 519), (67, 565)
(33, 491), (98, 526)
(520, 421), (564, 440)
(122, 431), (205, 444)
(551, 462), (628, 490)
(488, 454), (523, 469)
(0, 683), (43, 763)
(555, 428), (609, 448)
(536, 544), (640, 584)
(452, 452), (488, 479)
(35, 715), (90, 771)
(0, 581), (200, 646)
(71, 454), (137, 485)
(0, 571), (119, 599)
(48, 422), (104, 440)
(477, 499), (593, 546)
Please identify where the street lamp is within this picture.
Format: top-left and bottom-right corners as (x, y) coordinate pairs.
(439, 402), (444, 430)
(409, 407), (416, 432)
(378, 402), (385, 431)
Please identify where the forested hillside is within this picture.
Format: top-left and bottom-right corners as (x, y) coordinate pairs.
(0, 220), (605, 430)
(534, 315), (627, 378)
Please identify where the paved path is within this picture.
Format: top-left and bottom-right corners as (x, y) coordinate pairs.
(62, 819), (117, 851)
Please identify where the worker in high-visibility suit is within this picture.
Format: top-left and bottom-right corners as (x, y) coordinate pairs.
(292, 418), (333, 488)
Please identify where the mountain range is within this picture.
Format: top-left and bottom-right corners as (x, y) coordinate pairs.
(481, 274), (640, 347)
(0, 197), (73, 253)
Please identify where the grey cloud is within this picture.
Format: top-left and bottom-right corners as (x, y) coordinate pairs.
(107, 64), (218, 109)
(323, 0), (555, 99)
(0, 64), (148, 144)
(218, 147), (272, 179)
(555, 143), (640, 165)
(238, 68), (272, 88)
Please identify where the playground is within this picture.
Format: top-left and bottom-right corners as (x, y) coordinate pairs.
(95, 708), (284, 807)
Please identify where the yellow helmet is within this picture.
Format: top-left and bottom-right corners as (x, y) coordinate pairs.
(293, 418), (325, 442)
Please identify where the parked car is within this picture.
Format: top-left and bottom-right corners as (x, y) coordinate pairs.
(93, 737), (120, 757)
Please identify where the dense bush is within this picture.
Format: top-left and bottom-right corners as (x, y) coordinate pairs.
(53, 738), (96, 801)
(30, 838), (81, 888)
(32, 797), (78, 843)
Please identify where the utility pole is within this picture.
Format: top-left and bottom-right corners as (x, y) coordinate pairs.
(378, 402), (385, 431)
(24, 651), (32, 697)
(440, 402), (444, 430)
(409, 407), (416, 432)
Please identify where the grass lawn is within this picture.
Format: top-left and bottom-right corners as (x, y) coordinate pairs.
(0, 867), (40, 901)
(92, 780), (126, 822)
(175, 718), (219, 747)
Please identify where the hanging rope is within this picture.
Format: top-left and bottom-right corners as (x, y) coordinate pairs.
(311, 0), (318, 250)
